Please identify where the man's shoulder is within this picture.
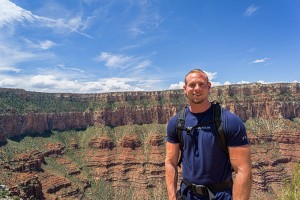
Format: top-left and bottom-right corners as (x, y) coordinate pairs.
(221, 107), (243, 122)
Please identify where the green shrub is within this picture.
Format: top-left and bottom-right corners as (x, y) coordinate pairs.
(279, 163), (300, 200)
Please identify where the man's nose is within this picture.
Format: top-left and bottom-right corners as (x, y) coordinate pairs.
(194, 84), (202, 90)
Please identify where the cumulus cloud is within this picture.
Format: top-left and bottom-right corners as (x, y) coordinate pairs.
(30, 75), (60, 88)
(256, 80), (272, 84)
(244, 5), (260, 17)
(168, 71), (219, 90)
(79, 78), (144, 93)
(0, 72), (147, 93)
(169, 81), (184, 90)
(251, 57), (270, 63)
(210, 82), (221, 87)
(205, 71), (217, 82)
(237, 81), (251, 84)
(224, 81), (232, 85)
(0, 74), (23, 87)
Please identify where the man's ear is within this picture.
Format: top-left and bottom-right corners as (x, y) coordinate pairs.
(183, 85), (187, 94)
(207, 82), (212, 90)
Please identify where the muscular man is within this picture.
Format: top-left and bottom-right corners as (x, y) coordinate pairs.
(165, 69), (252, 200)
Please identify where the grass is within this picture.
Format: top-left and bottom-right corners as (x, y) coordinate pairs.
(0, 124), (168, 199)
(3, 119), (300, 200)
(279, 163), (300, 200)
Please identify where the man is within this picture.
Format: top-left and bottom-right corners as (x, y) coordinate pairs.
(165, 69), (252, 200)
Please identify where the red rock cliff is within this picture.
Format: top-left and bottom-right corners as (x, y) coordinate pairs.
(0, 83), (299, 142)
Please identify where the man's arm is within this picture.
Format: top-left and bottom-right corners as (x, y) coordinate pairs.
(229, 144), (253, 200)
(165, 142), (180, 200)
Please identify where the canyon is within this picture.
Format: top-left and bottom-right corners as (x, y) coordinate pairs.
(0, 82), (299, 199)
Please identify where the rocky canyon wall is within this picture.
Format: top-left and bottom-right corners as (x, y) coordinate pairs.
(0, 83), (299, 199)
(0, 83), (299, 142)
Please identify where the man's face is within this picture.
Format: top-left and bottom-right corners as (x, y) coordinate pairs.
(183, 72), (211, 104)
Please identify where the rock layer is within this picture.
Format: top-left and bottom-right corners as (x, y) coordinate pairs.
(1, 83), (299, 142)
(0, 83), (299, 199)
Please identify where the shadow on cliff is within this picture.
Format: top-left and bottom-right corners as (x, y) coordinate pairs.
(1, 127), (88, 146)
(8, 131), (53, 143)
(0, 140), (8, 147)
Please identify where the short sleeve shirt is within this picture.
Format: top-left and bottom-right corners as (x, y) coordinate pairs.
(166, 105), (249, 186)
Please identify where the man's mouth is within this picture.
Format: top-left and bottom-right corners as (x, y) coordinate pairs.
(193, 94), (202, 97)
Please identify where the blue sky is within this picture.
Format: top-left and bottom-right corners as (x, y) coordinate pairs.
(0, 0), (299, 93)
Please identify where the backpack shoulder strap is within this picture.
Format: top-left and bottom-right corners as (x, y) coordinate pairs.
(177, 106), (187, 167)
(176, 102), (228, 167)
(212, 101), (228, 155)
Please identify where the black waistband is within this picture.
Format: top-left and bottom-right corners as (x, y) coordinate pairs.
(182, 178), (233, 194)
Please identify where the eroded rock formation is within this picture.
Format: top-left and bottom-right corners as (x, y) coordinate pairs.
(0, 83), (299, 199)
(1, 83), (298, 143)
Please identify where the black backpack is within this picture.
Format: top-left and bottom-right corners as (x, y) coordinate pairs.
(176, 101), (228, 167)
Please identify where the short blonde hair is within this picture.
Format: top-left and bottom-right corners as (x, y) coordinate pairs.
(184, 69), (209, 85)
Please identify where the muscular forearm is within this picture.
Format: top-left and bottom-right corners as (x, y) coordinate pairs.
(232, 169), (252, 200)
(229, 145), (253, 200)
(165, 162), (178, 200)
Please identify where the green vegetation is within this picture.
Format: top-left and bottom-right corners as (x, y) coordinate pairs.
(0, 186), (9, 198)
(0, 89), (188, 115)
(0, 124), (168, 199)
(292, 117), (300, 125)
(0, 91), (88, 114)
(84, 179), (168, 200)
(279, 163), (300, 200)
(245, 118), (299, 137)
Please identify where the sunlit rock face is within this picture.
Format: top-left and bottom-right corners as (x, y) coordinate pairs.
(0, 83), (299, 199)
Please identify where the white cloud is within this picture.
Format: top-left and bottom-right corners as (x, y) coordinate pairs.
(0, 45), (38, 66)
(39, 40), (57, 50)
(168, 71), (219, 90)
(0, 0), (92, 39)
(0, 72), (148, 93)
(0, 73), (27, 88)
(237, 81), (251, 84)
(30, 75), (58, 87)
(224, 81), (232, 85)
(244, 5), (260, 17)
(257, 80), (272, 84)
(251, 57), (270, 63)
(128, 1), (162, 37)
(24, 39), (57, 50)
(0, 66), (21, 72)
(80, 78), (144, 93)
(204, 71), (217, 82)
(97, 52), (133, 68)
(169, 81), (184, 90)
(210, 82), (221, 87)
(96, 52), (152, 75)
(0, 0), (36, 27)
(58, 65), (85, 73)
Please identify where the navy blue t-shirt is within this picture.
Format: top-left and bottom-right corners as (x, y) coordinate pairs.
(166, 105), (249, 199)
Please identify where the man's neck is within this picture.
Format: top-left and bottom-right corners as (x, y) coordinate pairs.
(189, 100), (211, 113)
